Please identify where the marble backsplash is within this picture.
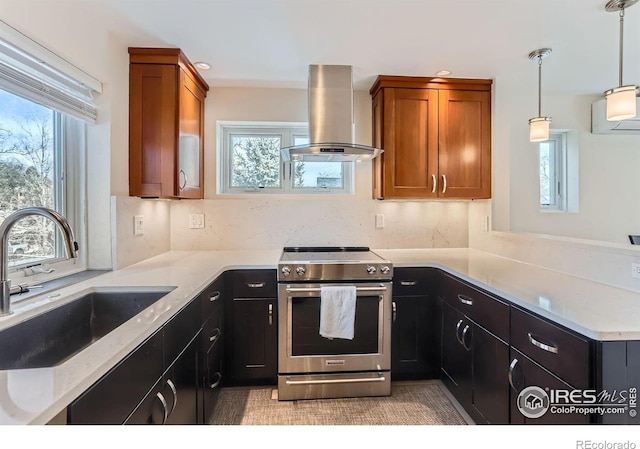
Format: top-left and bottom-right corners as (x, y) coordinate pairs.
(169, 198), (469, 251)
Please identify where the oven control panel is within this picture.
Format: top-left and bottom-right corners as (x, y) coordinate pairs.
(278, 263), (393, 281)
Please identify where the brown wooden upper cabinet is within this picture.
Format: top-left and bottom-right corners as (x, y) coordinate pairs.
(128, 48), (209, 199)
(370, 76), (492, 200)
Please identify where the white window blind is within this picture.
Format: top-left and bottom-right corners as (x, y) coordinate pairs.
(0, 20), (102, 123)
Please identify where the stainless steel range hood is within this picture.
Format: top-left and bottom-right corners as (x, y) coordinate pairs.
(281, 65), (383, 163)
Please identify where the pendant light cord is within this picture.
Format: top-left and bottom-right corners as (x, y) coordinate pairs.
(538, 57), (543, 117)
(619, 7), (625, 87)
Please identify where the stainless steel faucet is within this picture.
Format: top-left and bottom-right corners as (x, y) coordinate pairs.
(0, 207), (78, 316)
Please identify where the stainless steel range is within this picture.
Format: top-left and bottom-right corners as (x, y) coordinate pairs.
(277, 247), (393, 401)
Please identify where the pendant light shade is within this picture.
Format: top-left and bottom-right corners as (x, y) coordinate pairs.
(604, 0), (639, 121)
(528, 48), (552, 142)
(529, 117), (551, 142)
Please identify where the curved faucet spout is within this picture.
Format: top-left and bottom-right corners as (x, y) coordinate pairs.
(0, 207), (78, 316)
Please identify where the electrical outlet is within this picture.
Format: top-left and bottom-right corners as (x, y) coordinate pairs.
(481, 216), (489, 232)
(632, 263), (640, 279)
(375, 214), (384, 229)
(134, 215), (144, 236)
(189, 213), (205, 229)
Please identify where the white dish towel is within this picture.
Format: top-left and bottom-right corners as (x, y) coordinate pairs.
(319, 285), (357, 340)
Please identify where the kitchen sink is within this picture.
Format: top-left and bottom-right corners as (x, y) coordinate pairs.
(0, 287), (175, 370)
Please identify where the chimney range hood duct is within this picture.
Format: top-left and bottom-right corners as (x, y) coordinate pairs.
(281, 64), (383, 162)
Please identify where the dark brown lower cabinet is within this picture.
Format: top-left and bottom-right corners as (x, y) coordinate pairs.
(441, 302), (509, 424)
(391, 295), (441, 380)
(509, 347), (590, 424)
(230, 297), (278, 385)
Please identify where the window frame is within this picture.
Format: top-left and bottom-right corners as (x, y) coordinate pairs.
(539, 131), (567, 212)
(218, 121), (354, 195)
(2, 93), (87, 282)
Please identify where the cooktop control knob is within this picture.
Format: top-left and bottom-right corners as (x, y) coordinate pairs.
(296, 266), (306, 275)
(380, 266), (391, 275)
(366, 265), (377, 275)
(281, 266), (291, 276)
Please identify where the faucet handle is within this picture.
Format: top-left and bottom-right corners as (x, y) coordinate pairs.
(9, 283), (42, 295)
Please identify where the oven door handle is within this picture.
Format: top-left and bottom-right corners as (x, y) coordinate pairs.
(285, 286), (388, 293)
(285, 375), (386, 386)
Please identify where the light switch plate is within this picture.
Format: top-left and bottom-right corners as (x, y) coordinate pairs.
(189, 213), (205, 229)
(134, 215), (144, 235)
(375, 214), (384, 229)
(632, 263), (640, 279)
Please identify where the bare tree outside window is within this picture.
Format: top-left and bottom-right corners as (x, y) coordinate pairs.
(0, 90), (56, 266)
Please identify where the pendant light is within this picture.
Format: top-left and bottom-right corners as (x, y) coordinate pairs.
(604, 0), (639, 121)
(528, 48), (552, 142)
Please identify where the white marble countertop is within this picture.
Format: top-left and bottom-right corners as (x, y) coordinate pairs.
(0, 247), (639, 425)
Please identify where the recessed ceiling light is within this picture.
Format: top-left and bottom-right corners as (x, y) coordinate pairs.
(194, 62), (211, 70)
(435, 70), (452, 76)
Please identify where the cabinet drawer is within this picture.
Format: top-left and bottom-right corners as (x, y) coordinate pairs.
(510, 307), (590, 390)
(232, 270), (277, 298)
(441, 273), (509, 341)
(393, 267), (433, 296)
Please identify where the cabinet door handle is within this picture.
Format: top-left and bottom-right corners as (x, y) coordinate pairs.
(461, 324), (471, 351)
(508, 358), (522, 392)
(431, 174), (437, 193)
(400, 280), (417, 286)
(441, 174), (447, 194)
(455, 319), (464, 344)
(179, 169), (187, 190)
(268, 303), (273, 325)
(392, 301), (397, 322)
(209, 328), (221, 344)
(210, 292), (221, 302)
(247, 282), (265, 288)
(155, 392), (168, 425)
(458, 294), (473, 306)
(528, 333), (558, 354)
(210, 372), (222, 390)
(165, 379), (178, 415)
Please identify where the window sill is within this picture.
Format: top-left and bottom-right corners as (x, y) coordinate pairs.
(10, 270), (109, 305)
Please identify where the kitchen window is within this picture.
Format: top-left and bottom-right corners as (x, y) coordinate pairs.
(218, 122), (354, 194)
(538, 130), (579, 213)
(0, 21), (100, 280)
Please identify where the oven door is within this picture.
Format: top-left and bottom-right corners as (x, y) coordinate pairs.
(278, 282), (391, 374)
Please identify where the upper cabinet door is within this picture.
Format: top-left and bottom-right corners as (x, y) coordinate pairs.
(177, 69), (206, 199)
(373, 88), (439, 199)
(438, 89), (491, 199)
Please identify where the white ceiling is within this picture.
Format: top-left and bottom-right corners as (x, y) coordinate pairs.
(86, 0), (640, 94)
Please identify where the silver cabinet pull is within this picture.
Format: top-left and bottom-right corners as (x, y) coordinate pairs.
(268, 303), (273, 325)
(431, 174), (437, 193)
(247, 282), (265, 288)
(455, 319), (464, 344)
(209, 292), (221, 302)
(210, 372), (222, 389)
(155, 392), (168, 425)
(165, 379), (177, 414)
(400, 280), (417, 286)
(528, 333), (558, 354)
(458, 294), (473, 306)
(461, 325), (471, 351)
(179, 169), (187, 190)
(442, 174), (447, 194)
(209, 328), (221, 344)
(392, 301), (397, 322)
(508, 358), (520, 392)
